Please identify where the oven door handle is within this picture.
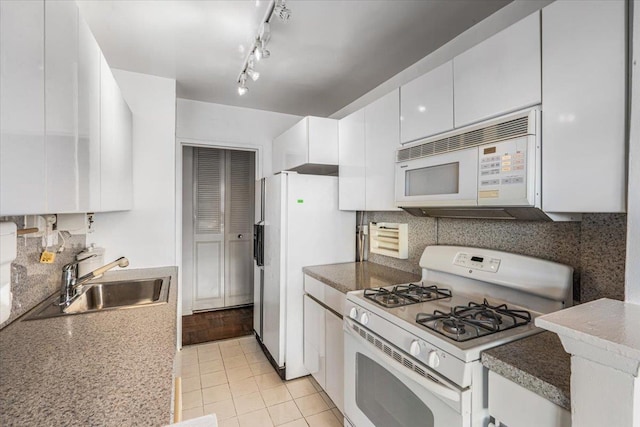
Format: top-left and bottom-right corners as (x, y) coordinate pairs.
(345, 322), (461, 403)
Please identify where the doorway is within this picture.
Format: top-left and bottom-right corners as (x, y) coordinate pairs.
(182, 146), (255, 313)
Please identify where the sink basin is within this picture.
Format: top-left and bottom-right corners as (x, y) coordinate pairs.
(25, 277), (170, 320)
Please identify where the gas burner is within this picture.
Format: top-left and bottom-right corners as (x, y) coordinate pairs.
(442, 318), (466, 335)
(394, 284), (452, 303)
(363, 283), (452, 308)
(474, 310), (503, 324)
(363, 288), (413, 308)
(381, 294), (400, 305)
(416, 300), (532, 342)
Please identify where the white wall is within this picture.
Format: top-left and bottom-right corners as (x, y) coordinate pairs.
(626, 0), (640, 304)
(176, 99), (301, 315)
(330, 0), (553, 119)
(89, 70), (177, 268)
(176, 99), (301, 177)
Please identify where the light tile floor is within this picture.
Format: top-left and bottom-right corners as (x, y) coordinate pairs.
(178, 336), (343, 427)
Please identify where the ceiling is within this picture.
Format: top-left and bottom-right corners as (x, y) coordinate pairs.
(77, 0), (512, 117)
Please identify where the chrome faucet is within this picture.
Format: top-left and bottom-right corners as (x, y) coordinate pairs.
(59, 256), (130, 305)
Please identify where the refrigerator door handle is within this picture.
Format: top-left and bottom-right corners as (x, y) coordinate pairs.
(254, 221), (264, 266)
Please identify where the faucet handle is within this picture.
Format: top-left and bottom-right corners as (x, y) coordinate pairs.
(62, 254), (97, 271)
(62, 260), (80, 272)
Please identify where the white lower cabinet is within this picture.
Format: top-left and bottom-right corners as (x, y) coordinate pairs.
(324, 309), (344, 414)
(303, 275), (346, 414)
(303, 295), (326, 389)
(488, 371), (570, 427)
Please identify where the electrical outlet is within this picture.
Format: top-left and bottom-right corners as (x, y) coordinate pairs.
(40, 251), (55, 263)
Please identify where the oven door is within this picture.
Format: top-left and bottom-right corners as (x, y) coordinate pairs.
(395, 146), (478, 208)
(344, 319), (471, 427)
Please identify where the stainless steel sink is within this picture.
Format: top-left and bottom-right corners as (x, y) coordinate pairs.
(25, 277), (170, 320)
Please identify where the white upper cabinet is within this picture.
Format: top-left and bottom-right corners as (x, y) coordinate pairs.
(338, 108), (366, 211)
(272, 116), (338, 174)
(100, 57), (133, 211)
(541, 0), (626, 213)
(0, 0), (47, 215)
(45, 0), (78, 213)
(338, 91), (400, 211)
(453, 12), (541, 127)
(400, 61), (454, 144)
(365, 90), (401, 212)
(0, 0), (132, 215)
(78, 15), (102, 213)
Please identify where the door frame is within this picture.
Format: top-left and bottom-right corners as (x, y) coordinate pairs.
(175, 138), (262, 337)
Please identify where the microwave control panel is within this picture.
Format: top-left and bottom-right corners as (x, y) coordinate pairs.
(454, 252), (501, 273)
(478, 137), (531, 205)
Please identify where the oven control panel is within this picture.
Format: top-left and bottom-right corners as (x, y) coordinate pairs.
(454, 252), (501, 273)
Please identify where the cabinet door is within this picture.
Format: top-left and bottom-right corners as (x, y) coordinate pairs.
(541, 0), (626, 213)
(78, 16), (102, 212)
(365, 90), (401, 211)
(325, 310), (344, 414)
(45, 0), (79, 213)
(453, 12), (541, 127)
(0, 0), (46, 215)
(338, 108), (365, 211)
(273, 118), (308, 173)
(100, 57), (133, 211)
(400, 61), (454, 143)
(303, 295), (326, 389)
(307, 117), (338, 165)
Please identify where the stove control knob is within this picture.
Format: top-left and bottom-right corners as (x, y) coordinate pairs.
(360, 312), (369, 325)
(427, 350), (440, 368)
(349, 307), (358, 320)
(409, 340), (421, 357)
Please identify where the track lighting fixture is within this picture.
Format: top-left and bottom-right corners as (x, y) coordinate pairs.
(247, 68), (260, 82)
(274, 0), (291, 22)
(237, 74), (248, 96)
(235, 0), (291, 96)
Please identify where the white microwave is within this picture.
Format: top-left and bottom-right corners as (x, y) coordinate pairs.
(395, 108), (549, 220)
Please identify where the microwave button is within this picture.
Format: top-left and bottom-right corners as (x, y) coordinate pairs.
(514, 165), (524, 171)
(513, 177), (524, 184)
(502, 167), (511, 172)
(501, 178), (512, 184)
(481, 171), (490, 176)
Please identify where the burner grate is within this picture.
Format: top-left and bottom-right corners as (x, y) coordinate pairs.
(363, 283), (452, 308)
(415, 299), (532, 342)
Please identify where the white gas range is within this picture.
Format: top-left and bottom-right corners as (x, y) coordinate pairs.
(343, 245), (573, 427)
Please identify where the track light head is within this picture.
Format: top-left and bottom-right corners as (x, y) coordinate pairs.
(274, 0), (291, 22)
(238, 74), (248, 96)
(247, 68), (260, 82)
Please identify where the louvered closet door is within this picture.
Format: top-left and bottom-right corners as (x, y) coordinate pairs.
(225, 150), (255, 306)
(193, 148), (225, 310)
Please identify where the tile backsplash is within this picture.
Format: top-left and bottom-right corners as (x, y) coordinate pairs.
(0, 218), (86, 329)
(366, 212), (626, 303)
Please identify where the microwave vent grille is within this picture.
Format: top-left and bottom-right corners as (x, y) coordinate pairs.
(397, 115), (531, 162)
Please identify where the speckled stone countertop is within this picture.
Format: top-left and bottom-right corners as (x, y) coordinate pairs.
(0, 267), (177, 427)
(303, 261), (421, 294)
(481, 331), (571, 410)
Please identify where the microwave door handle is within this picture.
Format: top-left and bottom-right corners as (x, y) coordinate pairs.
(344, 320), (461, 403)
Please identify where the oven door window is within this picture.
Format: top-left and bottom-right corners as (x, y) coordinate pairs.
(405, 162), (459, 196)
(356, 353), (435, 427)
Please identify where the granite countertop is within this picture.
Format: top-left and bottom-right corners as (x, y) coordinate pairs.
(303, 261), (421, 294)
(481, 331), (571, 410)
(0, 267), (178, 427)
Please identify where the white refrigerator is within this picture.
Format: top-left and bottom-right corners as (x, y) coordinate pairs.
(253, 172), (355, 380)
